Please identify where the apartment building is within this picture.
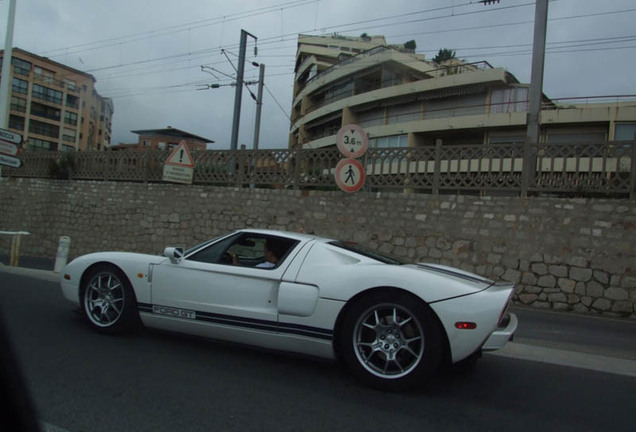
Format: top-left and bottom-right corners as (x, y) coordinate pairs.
(0, 47), (113, 152)
(290, 34), (636, 150)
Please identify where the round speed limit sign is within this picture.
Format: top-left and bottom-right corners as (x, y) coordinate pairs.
(337, 124), (368, 158)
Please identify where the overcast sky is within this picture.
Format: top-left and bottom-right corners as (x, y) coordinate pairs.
(1, 0), (635, 149)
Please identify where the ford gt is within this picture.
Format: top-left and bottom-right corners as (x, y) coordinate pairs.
(60, 229), (517, 391)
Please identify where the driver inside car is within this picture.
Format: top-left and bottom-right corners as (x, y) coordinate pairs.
(230, 239), (283, 268)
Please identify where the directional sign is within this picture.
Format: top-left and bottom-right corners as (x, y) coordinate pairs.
(0, 153), (23, 168)
(0, 140), (19, 156)
(163, 140), (194, 184)
(0, 128), (22, 145)
(335, 158), (365, 193)
(337, 124), (368, 159)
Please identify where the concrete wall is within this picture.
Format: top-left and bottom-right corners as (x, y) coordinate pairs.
(1, 178), (634, 318)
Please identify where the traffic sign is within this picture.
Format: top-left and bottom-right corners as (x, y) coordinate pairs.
(335, 158), (365, 193)
(165, 140), (194, 168)
(337, 124), (368, 158)
(164, 140), (194, 184)
(0, 153), (23, 168)
(0, 140), (19, 156)
(0, 128), (22, 145)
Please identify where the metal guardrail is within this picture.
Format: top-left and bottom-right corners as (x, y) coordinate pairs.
(0, 231), (31, 266)
(1, 141), (634, 199)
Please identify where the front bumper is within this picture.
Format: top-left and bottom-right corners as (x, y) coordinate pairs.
(481, 312), (518, 351)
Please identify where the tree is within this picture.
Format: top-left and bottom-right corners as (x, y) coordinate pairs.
(432, 48), (456, 63)
(404, 40), (417, 50)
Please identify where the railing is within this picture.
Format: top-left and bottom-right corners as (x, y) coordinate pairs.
(2, 141), (634, 199)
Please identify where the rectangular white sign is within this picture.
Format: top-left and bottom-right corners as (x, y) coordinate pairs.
(163, 164), (193, 184)
(0, 140), (19, 156)
(0, 128), (22, 144)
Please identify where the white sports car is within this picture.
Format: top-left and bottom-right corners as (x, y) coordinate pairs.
(60, 229), (517, 391)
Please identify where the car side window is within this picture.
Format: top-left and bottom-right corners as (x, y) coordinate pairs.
(186, 233), (239, 264)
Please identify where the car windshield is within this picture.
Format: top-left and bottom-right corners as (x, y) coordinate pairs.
(329, 241), (407, 265)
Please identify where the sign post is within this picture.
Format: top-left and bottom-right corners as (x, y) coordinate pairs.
(335, 124), (368, 193)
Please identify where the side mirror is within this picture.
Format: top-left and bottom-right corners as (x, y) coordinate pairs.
(163, 247), (184, 264)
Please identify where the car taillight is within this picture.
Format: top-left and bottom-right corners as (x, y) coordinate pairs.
(497, 299), (511, 326)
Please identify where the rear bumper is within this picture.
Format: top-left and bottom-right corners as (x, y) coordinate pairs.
(482, 312), (518, 351)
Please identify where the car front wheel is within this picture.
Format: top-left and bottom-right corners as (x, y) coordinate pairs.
(81, 264), (138, 334)
(340, 291), (442, 391)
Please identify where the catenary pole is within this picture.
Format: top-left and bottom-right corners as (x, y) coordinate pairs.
(252, 63), (265, 151)
(522, 0), (549, 196)
(229, 29), (257, 152)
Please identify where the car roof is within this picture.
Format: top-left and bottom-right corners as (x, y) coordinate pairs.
(237, 228), (332, 243)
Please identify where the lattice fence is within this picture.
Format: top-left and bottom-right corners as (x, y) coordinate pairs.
(2, 141), (633, 198)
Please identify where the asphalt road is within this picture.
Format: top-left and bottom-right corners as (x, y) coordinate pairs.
(1, 269), (635, 432)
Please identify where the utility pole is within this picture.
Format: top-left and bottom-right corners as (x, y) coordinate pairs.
(252, 63), (265, 151)
(0, 0), (17, 129)
(230, 29), (257, 152)
(522, 0), (549, 196)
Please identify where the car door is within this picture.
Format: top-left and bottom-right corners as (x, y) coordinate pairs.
(150, 233), (298, 333)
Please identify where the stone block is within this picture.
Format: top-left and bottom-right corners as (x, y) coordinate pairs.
(522, 272), (538, 286)
(591, 298), (611, 311)
(604, 287), (628, 301)
(549, 265), (568, 278)
(519, 294), (537, 304)
(558, 278), (576, 293)
(568, 256), (588, 267)
(593, 271), (609, 285)
(586, 281), (604, 298)
(538, 275), (556, 288)
(621, 277), (636, 289)
(502, 269), (521, 284)
(548, 293), (567, 303)
(570, 267), (593, 282)
(612, 301), (634, 314)
(573, 304), (589, 313)
(532, 263), (548, 275)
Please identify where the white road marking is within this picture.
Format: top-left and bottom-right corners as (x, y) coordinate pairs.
(487, 342), (636, 378)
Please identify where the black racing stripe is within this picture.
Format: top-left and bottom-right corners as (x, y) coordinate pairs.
(138, 303), (332, 341)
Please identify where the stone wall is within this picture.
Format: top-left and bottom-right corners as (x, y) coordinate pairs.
(1, 178), (635, 318)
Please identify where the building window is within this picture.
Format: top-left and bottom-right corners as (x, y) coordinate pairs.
(29, 138), (57, 151)
(370, 134), (408, 149)
(615, 123), (636, 141)
(387, 102), (421, 124)
(31, 102), (61, 121)
(66, 94), (79, 109)
(32, 84), (63, 105)
(490, 87), (529, 113)
(12, 57), (31, 76)
(424, 94), (487, 120)
(9, 115), (25, 131)
(34, 66), (55, 84)
(10, 96), (26, 113)
(62, 128), (76, 142)
(12, 77), (28, 94)
(64, 111), (78, 126)
(29, 119), (59, 138)
(64, 79), (77, 92)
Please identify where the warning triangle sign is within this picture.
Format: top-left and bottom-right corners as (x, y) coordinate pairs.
(165, 140), (194, 168)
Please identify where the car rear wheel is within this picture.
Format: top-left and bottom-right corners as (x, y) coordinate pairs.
(81, 264), (138, 334)
(340, 291), (442, 391)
